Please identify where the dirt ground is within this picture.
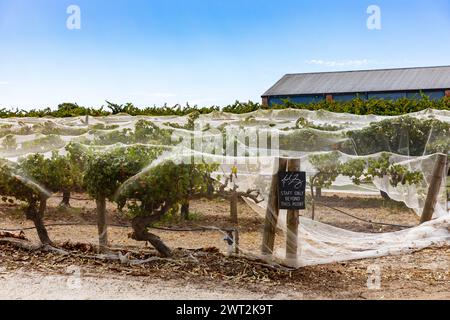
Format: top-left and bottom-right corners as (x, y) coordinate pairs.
(0, 193), (449, 300)
(0, 269), (287, 300)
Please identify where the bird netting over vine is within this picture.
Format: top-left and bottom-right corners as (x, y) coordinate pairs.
(0, 108), (449, 267)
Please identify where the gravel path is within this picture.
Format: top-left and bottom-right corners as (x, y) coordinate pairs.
(0, 269), (293, 300)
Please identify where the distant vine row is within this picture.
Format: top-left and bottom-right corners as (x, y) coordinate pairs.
(0, 96), (449, 118)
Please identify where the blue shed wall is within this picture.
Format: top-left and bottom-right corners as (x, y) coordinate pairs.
(267, 90), (446, 106)
(268, 95), (324, 105)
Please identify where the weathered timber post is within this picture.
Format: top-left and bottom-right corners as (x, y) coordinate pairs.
(262, 157), (288, 256)
(96, 195), (108, 252)
(311, 197), (316, 221)
(446, 155), (449, 213)
(286, 159), (301, 264)
(230, 190), (238, 224)
(420, 154), (447, 224)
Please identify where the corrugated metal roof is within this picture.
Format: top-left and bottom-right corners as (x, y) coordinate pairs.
(262, 66), (450, 96)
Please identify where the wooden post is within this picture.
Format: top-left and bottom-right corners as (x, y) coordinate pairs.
(286, 159), (301, 264)
(262, 157), (287, 256)
(420, 154), (447, 224)
(445, 155), (450, 212)
(230, 190), (238, 224)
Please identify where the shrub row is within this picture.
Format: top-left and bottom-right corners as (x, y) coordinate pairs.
(1, 96), (449, 118)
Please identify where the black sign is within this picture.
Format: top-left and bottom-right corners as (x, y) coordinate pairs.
(278, 171), (306, 210)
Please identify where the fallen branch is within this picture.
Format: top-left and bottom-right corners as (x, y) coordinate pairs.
(0, 236), (296, 273)
(0, 238), (69, 255)
(0, 238), (40, 251)
(0, 238), (179, 266)
(41, 245), (70, 255)
(129, 256), (177, 266)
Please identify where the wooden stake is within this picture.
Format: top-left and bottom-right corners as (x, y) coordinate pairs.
(286, 159), (301, 265)
(420, 154), (447, 224)
(230, 190), (238, 224)
(262, 157), (287, 256)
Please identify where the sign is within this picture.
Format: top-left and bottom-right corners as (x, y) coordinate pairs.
(278, 171), (306, 210)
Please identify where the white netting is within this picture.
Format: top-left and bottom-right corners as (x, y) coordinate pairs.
(0, 108), (449, 267)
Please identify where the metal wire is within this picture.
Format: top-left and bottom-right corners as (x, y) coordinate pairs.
(315, 201), (414, 229)
(0, 223), (237, 235)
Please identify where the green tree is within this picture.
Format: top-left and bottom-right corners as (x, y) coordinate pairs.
(83, 145), (164, 251)
(309, 151), (342, 199)
(0, 152), (79, 245)
(116, 161), (218, 256)
(347, 116), (450, 156)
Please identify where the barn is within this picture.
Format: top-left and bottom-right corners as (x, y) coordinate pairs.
(262, 66), (450, 106)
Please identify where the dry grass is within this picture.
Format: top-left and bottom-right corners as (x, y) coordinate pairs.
(1, 193), (449, 300)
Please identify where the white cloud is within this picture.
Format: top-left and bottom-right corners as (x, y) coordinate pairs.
(305, 59), (372, 67)
(0, 81), (9, 85)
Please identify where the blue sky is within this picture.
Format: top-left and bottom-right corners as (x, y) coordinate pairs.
(1, 0), (450, 109)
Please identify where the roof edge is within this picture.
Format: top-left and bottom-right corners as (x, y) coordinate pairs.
(262, 74), (291, 97)
(282, 65), (450, 77)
